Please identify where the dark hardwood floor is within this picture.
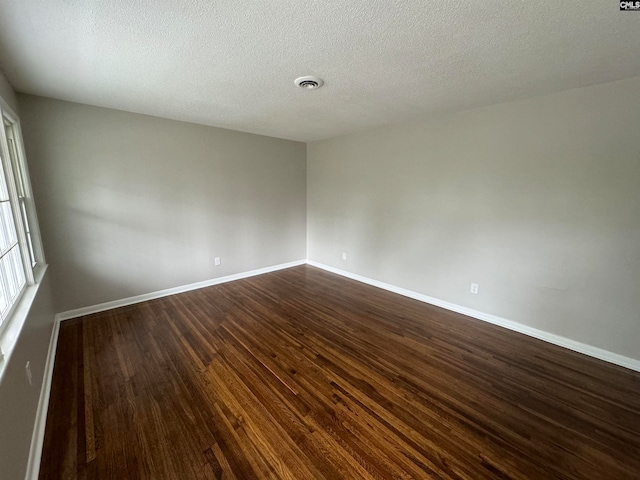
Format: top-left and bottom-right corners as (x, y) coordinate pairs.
(40, 265), (640, 479)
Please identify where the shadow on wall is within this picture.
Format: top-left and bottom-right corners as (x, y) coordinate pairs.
(48, 179), (301, 313)
(328, 163), (639, 352)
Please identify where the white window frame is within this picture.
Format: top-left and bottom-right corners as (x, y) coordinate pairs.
(0, 95), (47, 377)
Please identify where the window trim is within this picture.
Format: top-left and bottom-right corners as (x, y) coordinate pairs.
(2, 107), (45, 271)
(0, 94), (48, 382)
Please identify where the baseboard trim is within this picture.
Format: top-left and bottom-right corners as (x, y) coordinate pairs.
(56, 260), (307, 322)
(306, 260), (640, 373)
(25, 318), (60, 480)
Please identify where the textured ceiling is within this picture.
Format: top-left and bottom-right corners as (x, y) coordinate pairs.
(0, 1), (639, 141)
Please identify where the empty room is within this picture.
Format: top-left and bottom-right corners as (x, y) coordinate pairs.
(0, 1), (639, 479)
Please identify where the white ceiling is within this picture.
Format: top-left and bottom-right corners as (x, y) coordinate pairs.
(0, 1), (639, 142)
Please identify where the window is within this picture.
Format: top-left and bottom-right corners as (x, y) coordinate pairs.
(0, 102), (44, 335)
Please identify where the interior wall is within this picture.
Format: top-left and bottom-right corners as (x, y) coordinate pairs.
(0, 272), (56, 480)
(307, 76), (640, 361)
(0, 74), (57, 480)
(19, 95), (307, 313)
(0, 69), (18, 112)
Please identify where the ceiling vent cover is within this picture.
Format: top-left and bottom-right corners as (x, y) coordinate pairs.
(294, 76), (324, 90)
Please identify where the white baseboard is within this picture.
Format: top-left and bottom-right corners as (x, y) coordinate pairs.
(25, 318), (60, 480)
(306, 260), (640, 373)
(56, 260), (307, 322)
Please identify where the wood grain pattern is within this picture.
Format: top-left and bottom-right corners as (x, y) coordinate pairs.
(39, 265), (640, 479)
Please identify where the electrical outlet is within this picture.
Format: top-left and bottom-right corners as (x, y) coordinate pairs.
(214, 257), (221, 266)
(25, 361), (32, 386)
(342, 252), (347, 260)
(470, 283), (479, 294)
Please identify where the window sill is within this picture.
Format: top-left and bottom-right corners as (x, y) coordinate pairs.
(0, 263), (49, 384)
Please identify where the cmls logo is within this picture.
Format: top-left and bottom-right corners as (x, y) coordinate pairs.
(620, 1), (640, 10)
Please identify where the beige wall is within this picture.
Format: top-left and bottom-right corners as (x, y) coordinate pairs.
(19, 95), (307, 313)
(308, 76), (640, 361)
(0, 76), (57, 480)
(0, 70), (18, 112)
(0, 272), (56, 480)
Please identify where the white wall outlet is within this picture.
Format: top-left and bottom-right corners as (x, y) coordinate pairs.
(25, 361), (32, 386)
(342, 252), (347, 260)
(470, 283), (479, 294)
(214, 257), (221, 266)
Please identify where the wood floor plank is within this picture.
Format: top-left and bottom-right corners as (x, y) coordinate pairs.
(39, 265), (640, 479)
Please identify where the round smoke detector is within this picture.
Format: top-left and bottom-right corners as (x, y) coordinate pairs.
(294, 76), (324, 90)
